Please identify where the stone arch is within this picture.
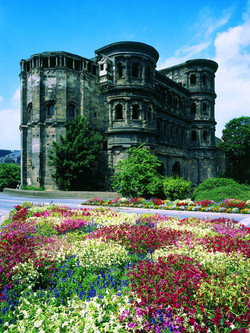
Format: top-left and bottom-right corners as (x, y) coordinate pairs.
(172, 162), (181, 178)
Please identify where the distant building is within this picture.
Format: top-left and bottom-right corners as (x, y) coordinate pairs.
(20, 41), (219, 190)
(0, 150), (21, 164)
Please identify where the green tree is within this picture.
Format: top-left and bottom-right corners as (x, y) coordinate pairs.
(217, 116), (250, 184)
(49, 117), (104, 190)
(0, 163), (20, 191)
(111, 145), (164, 198)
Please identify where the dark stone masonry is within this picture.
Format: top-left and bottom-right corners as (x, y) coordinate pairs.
(19, 41), (221, 190)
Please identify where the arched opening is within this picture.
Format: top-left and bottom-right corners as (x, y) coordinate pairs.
(68, 104), (76, 119)
(203, 103), (208, 114)
(190, 74), (196, 85)
(46, 102), (55, 117)
(115, 104), (123, 120)
(147, 107), (152, 121)
(132, 62), (139, 77)
(117, 63), (123, 78)
(203, 74), (207, 85)
(191, 102), (196, 114)
(132, 104), (140, 120)
(203, 130), (208, 141)
(172, 162), (181, 178)
(191, 130), (197, 142)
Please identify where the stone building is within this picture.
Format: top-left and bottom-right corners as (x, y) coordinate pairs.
(19, 41), (219, 190)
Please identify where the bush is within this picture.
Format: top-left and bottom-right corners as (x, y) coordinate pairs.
(21, 185), (44, 191)
(193, 184), (250, 202)
(163, 177), (191, 201)
(0, 163), (20, 191)
(193, 177), (238, 197)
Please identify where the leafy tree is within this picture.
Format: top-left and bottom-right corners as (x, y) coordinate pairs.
(0, 163), (20, 191)
(49, 117), (104, 190)
(111, 145), (164, 198)
(217, 116), (250, 184)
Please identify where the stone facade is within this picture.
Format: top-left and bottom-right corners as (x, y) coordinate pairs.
(19, 41), (219, 190)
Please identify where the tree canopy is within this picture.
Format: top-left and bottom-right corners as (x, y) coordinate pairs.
(217, 116), (250, 184)
(49, 117), (104, 190)
(0, 163), (20, 191)
(111, 145), (164, 198)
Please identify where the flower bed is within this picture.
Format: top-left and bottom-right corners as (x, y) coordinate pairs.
(85, 197), (250, 214)
(0, 204), (249, 332)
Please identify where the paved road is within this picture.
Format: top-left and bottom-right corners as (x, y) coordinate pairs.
(1, 193), (250, 227)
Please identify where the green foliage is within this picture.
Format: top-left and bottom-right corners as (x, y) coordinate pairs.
(217, 116), (250, 184)
(49, 117), (104, 191)
(111, 145), (164, 198)
(22, 185), (44, 191)
(193, 183), (250, 201)
(163, 177), (191, 200)
(192, 177), (238, 199)
(0, 163), (20, 191)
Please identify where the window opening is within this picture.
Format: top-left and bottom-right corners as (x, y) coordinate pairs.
(115, 104), (123, 120)
(203, 74), (207, 85)
(68, 104), (76, 118)
(27, 103), (32, 122)
(191, 130), (197, 141)
(43, 57), (48, 68)
(117, 63), (123, 77)
(190, 74), (196, 85)
(191, 102), (196, 114)
(50, 57), (56, 68)
(203, 103), (207, 114)
(47, 103), (54, 117)
(203, 131), (208, 141)
(132, 104), (140, 120)
(132, 62), (139, 77)
(67, 58), (73, 70)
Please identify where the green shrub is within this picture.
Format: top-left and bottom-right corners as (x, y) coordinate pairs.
(163, 177), (191, 201)
(22, 185), (44, 191)
(193, 184), (250, 202)
(192, 177), (238, 200)
(0, 163), (20, 191)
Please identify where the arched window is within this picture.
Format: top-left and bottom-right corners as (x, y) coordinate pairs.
(132, 62), (139, 77)
(27, 102), (32, 122)
(203, 130), (208, 141)
(172, 162), (181, 178)
(115, 104), (123, 120)
(191, 102), (196, 114)
(117, 63), (123, 78)
(191, 130), (197, 142)
(132, 104), (140, 120)
(46, 102), (55, 117)
(203, 74), (207, 85)
(203, 103), (208, 114)
(190, 74), (196, 85)
(147, 107), (152, 121)
(68, 104), (76, 119)
(146, 66), (151, 80)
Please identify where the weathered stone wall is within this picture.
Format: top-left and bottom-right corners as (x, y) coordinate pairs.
(20, 43), (219, 190)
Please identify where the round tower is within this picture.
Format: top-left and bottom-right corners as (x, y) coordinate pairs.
(95, 41), (160, 168)
(184, 59), (218, 183)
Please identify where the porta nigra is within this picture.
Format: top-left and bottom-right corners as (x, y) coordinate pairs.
(19, 41), (220, 190)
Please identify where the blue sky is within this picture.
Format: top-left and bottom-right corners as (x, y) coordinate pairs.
(0, 0), (250, 149)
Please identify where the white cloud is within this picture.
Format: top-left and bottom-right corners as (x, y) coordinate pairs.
(0, 90), (20, 150)
(0, 96), (3, 102)
(157, 4), (250, 138)
(214, 11), (250, 137)
(158, 42), (210, 69)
